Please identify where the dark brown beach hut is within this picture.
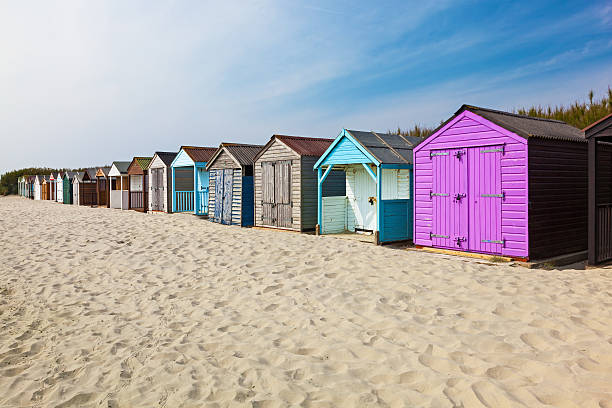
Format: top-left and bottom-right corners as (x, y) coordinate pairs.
(586, 113), (612, 264)
(96, 167), (111, 208)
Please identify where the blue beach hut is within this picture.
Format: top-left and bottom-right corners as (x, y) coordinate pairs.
(170, 146), (217, 215)
(206, 143), (264, 226)
(313, 129), (420, 244)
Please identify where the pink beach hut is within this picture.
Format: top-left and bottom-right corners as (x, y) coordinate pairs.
(413, 105), (587, 261)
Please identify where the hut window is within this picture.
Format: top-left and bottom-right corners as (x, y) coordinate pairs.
(381, 169), (410, 200)
(175, 168), (194, 191)
(130, 175), (143, 191)
(110, 178), (119, 190)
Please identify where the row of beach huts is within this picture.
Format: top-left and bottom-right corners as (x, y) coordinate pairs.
(15, 105), (612, 264)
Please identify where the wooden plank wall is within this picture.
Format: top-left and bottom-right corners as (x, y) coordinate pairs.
(301, 156), (345, 231)
(209, 150), (238, 170)
(413, 111), (529, 258)
(254, 140), (301, 230)
(528, 138), (588, 259)
(232, 168), (243, 226)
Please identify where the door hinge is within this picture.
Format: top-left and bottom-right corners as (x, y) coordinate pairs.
(481, 239), (505, 245)
(454, 150), (464, 159)
(481, 146), (504, 154)
(481, 192), (505, 199)
(455, 236), (466, 246)
(430, 191), (449, 198)
(430, 232), (450, 239)
(430, 152), (449, 157)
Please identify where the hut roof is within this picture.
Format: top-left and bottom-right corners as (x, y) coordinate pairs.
(458, 105), (585, 142)
(180, 146), (217, 163)
(111, 161), (131, 174)
(96, 167), (111, 177)
(63, 171), (77, 179)
(153, 151), (178, 166)
(275, 135), (335, 157)
(134, 157), (153, 170)
(345, 130), (421, 164)
(223, 143), (264, 165)
(584, 112), (612, 138)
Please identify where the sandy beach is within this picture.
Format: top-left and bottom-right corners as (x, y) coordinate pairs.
(0, 196), (610, 407)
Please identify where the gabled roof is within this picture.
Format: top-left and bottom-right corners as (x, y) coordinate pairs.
(584, 112), (612, 138)
(110, 161), (130, 174)
(83, 168), (98, 181)
(456, 105), (585, 142)
(63, 171), (77, 180)
(180, 146), (218, 163)
(127, 157), (153, 172)
(95, 167), (111, 177)
(151, 151), (178, 167)
(346, 130), (420, 164)
(206, 143), (264, 170)
(73, 172), (83, 183)
(254, 135), (335, 162)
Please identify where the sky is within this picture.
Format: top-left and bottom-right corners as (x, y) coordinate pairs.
(1, 0), (612, 174)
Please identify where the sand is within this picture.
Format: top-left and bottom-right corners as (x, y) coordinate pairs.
(0, 196), (611, 408)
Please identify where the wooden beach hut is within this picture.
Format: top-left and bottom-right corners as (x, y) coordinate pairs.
(56, 172), (64, 203)
(73, 168), (98, 206)
(170, 146), (217, 215)
(314, 129), (419, 244)
(28, 176), (35, 199)
(18, 176), (24, 197)
(206, 143), (264, 226)
(34, 175), (42, 200)
(42, 176), (50, 200)
(585, 113), (612, 264)
(127, 157), (152, 212)
(96, 167), (111, 208)
(49, 173), (56, 201)
(62, 172), (76, 204)
(413, 105), (586, 260)
(148, 152), (177, 213)
(108, 161), (130, 210)
(253, 135), (345, 231)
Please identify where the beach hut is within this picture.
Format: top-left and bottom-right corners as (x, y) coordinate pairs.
(108, 161), (130, 210)
(34, 175), (42, 200)
(206, 143), (264, 226)
(56, 172), (64, 203)
(585, 113), (612, 264)
(170, 146), (217, 215)
(62, 172), (76, 204)
(49, 173), (56, 201)
(73, 168), (98, 206)
(253, 135), (345, 231)
(96, 167), (111, 208)
(42, 176), (50, 200)
(30, 176), (36, 199)
(314, 129), (419, 244)
(127, 157), (152, 212)
(147, 152), (177, 213)
(413, 105), (586, 260)
(17, 176), (23, 197)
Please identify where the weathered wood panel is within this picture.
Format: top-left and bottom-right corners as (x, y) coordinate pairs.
(209, 150), (239, 170)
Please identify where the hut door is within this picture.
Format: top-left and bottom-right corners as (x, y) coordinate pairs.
(275, 161), (292, 228)
(222, 169), (234, 224)
(352, 167), (377, 231)
(214, 170), (224, 221)
(431, 149), (468, 249)
(261, 162), (276, 226)
(468, 146), (503, 254)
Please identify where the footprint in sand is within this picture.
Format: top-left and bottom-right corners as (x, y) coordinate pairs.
(520, 333), (551, 350)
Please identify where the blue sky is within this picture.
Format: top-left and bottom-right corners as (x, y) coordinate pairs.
(1, 1), (611, 174)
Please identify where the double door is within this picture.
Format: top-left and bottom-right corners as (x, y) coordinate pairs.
(431, 146), (503, 254)
(214, 169), (234, 224)
(261, 161), (292, 228)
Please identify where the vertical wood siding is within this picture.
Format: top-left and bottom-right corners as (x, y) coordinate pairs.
(528, 138), (587, 259)
(148, 155), (171, 213)
(413, 111), (529, 258)
(254, 140), (301, 230)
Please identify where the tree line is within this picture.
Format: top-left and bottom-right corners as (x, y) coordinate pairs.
(0, 167), (105, 196)
(2, 87), (611, 195)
